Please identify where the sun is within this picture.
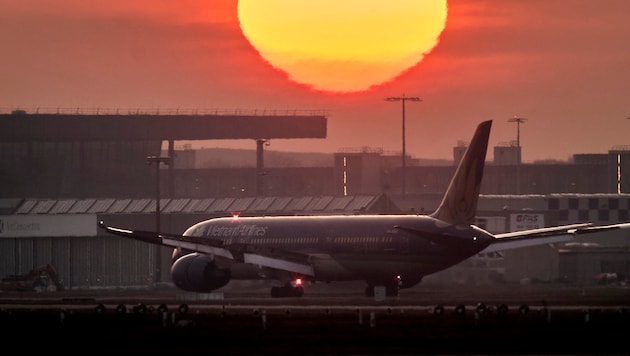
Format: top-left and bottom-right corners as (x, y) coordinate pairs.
(237, 0), (448, 93)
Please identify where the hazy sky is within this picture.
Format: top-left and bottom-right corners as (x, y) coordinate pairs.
(2, 0), (629, 162)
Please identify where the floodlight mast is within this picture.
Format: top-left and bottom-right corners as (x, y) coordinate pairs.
(146, 155), (170, 234)
(146, 155), (170, 284)
(385, 95), (421, 197)
(508, 116), (528, 157)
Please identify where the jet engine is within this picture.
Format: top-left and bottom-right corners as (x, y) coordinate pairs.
(170, 252), (231, 293)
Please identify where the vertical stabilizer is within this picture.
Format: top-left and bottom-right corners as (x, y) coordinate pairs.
(430, 120), (492, 226)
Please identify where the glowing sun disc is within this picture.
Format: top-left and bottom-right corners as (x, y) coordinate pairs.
(238, 0), (448, 93)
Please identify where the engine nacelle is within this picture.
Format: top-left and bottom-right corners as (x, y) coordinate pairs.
(171, 248), (192, 263)
(170, 253), (231, 293)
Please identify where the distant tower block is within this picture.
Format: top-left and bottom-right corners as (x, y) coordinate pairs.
(494, 143), (520, 165)
(453, 140), (467, 166)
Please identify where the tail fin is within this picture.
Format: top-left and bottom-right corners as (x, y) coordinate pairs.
(430, 120), (492, 226)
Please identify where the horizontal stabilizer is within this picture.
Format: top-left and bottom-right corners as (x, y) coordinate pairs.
(572, 222), (630, 234)
(493, 223), (592, 239)
(480, 222), (630, 253)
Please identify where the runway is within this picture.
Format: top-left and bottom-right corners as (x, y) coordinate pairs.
(2, 283), (629, 354)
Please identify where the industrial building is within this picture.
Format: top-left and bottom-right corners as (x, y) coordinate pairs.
(0, 110), (628, 291)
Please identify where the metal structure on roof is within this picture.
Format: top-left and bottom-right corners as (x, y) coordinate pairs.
(12, 195), (391, 216)
(0, 111), (327, 142)
(0, 110), (328, 199)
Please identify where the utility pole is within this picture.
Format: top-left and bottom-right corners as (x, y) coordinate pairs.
(147, 155), (171, 234)
(147, 155), (170, 285)
(385, 94), (421, 196)
(621, 117), (630, 193)
(508, 117), (527, 194)
(255, 138), (269, 196)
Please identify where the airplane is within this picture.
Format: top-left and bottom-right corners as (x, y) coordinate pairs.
(99, 119), (630, 298)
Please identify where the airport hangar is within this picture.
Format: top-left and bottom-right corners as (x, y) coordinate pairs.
(0, 110), (629, 291)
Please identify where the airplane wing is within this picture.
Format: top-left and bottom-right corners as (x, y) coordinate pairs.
(99, 221), (315, 276)
(480, 222), (630, 253)
(101, 223), (234, 259)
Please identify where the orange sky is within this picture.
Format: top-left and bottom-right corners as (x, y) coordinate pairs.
(1, 0), (630, 162)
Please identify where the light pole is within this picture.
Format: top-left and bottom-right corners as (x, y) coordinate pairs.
(508, 117), (527, 194)
(256, 138), (269, 196)
(621, 117), (630, 193)
(386, 94), (421, 196)
(146, 156), (170, 235)
(147, 155), (169, 286)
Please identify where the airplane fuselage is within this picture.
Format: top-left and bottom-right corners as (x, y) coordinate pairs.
(182, 214), (495, 288)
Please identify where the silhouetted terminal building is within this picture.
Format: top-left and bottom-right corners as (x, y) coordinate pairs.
(0, 110), (628, 290)
(0, 109), (326, 198)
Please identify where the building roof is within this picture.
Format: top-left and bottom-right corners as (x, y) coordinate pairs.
(8, 195), (396, 216)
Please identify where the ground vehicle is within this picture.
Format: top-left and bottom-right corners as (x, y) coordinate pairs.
(0, 264), (64, 292)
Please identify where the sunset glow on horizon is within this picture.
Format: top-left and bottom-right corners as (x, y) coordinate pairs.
(238, 0), (448, 93)
(2, 0), (629, 162)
